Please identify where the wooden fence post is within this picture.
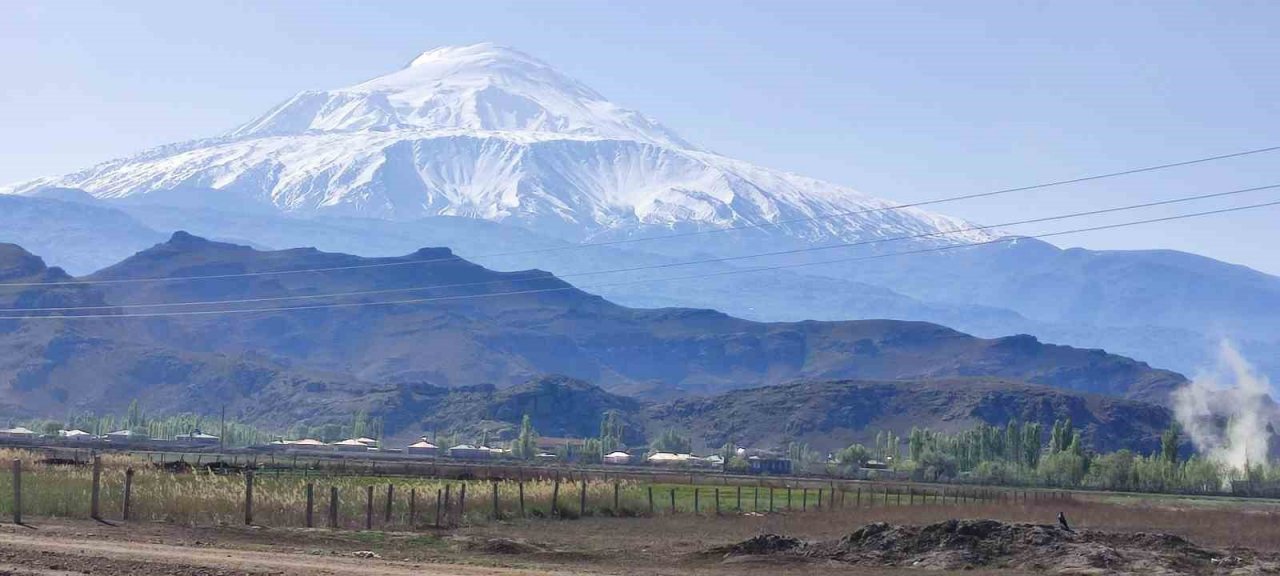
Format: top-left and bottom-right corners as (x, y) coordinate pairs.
(443, 484), (452, 523)
(492, 481), (499, 519)
(816, 488), (822, 510)
(647, 486), (654, 515)
(244, 470), (254, 526)
(12, 460), (21, 525)
(409, 488), (417, 527)
(669, 488), (676, 514)
(365, 485), (374, 530)
(715, 488), (720, 515)
(385, 484), (394, 524)
(802, 488), (807, 512)
(518, 481), (526, 518)
(579, 478), (587, 517)
(435, 489), (443, 528)
(856, 487), (861, 507)
(694, 488), (699, 514)
(769, 487), (775, 512)
(459, 483), (467, 523)
(551, 479), (560, 517)
(90, 456), (102, 520)
(123, 469), (134, 521)
(736, 485), (742, 512)
(787, 487), (792, 510)
(305, 483), (314, 528)
(613, 480), (620, 513)
(329, 487), (339, 529)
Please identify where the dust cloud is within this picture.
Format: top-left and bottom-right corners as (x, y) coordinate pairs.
(1173, 341), (1273, 472)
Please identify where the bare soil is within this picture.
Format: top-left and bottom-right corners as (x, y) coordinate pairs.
(0, 497), (1274, 575)
(714, 519), (1272, 574)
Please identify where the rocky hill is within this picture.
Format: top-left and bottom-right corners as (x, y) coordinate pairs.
(370, 375), (1172, 453)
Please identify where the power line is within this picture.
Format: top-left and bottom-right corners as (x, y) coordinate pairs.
(5, 198), (1277, 320)
(3, 144), (1277, 289)
(4, 183), (1277, 313)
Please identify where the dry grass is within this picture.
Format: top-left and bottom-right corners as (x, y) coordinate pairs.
(3, 445), (1270, 558)
(458, 495), (1280, 558)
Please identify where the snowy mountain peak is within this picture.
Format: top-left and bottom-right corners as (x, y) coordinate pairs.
(5, 45), (997, 247)
(230, 43), (692, 148)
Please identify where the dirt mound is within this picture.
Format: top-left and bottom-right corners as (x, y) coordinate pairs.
(713, 534), (805, 556)
(460, 537), (547, 555)
(718, 519), (1277, 575)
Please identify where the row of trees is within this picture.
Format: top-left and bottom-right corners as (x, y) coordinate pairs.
(821, 418), (1266, 494)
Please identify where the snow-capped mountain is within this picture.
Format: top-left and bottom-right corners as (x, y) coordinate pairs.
(5, 43), (994, 245)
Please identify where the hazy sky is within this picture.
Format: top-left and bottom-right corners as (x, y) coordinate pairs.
(3, 1), (1278, 273)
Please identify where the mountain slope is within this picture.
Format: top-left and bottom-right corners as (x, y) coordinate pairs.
(74, 234), (1185, 401)
(0, 194), (166, 275)
(0, 244), (370, 421)
(366, 375), (1175, 454)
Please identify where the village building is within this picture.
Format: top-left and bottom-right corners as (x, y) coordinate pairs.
(105, 429), (147, 442)
(406, 439), (439, 456)
(61, 429), (97, 442)
(288, 438), (327, 449)
(603, 451), (632, 465)
(174, 431), (219, 446)
(448, 444), (489, 459)
(333, 439), (372, 452)
(0, 427), (36, 439)
(747, 455), (793, 475)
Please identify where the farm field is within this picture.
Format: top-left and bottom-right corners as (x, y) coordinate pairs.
(0, 449), (1277, 574)
(0, 494), (1277, 575)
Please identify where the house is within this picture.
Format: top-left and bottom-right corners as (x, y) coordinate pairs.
(448, 444), (489, 459)
(61, 429), (97, 442)
(105, 430), (147, 442)
(0, 427), (36, 439)
(334, 439), (372, 453)
(406, 439), (439, 456)
(535, 437), (589, 460)
(603, 451), (632, 465)
(174, 431), (220, 446)
(704, 454), (725, 467)
(647, 452), (698, 466)
(747, 455), (792, 475)
(353, 437), (379, 447)
(287, 438), (328, 450)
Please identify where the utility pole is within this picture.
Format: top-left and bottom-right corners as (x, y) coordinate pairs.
(220, 405), (226, 452)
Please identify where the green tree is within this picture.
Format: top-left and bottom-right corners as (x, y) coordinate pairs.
(1161, 423), (1181, 466)
(513, 414), (539, 459)
(599, 411), (625, 453)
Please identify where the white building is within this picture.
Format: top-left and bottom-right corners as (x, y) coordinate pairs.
(334, 439), (372, 452)
(603, 451), (632, 465)
(406, 439), (439, 456)
(0, 427), (35, 439)
(105, 430), (146, 442)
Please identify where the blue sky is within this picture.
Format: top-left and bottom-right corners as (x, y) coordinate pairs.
(3, 0), (1278, 273)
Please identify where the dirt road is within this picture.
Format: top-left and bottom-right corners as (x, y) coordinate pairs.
(0, 530), (584, 576)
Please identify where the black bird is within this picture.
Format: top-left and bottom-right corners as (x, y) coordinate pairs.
(1057, 511), (1072, 532)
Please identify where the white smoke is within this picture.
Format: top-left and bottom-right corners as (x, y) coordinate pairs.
(1172, 341), (1273, 472)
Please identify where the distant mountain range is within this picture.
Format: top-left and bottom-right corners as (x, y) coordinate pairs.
(0, 233), (1188, 451)
(2, 44), (1275, 387)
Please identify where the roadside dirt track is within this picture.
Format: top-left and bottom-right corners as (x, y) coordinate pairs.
(0, 530), (581, 576)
